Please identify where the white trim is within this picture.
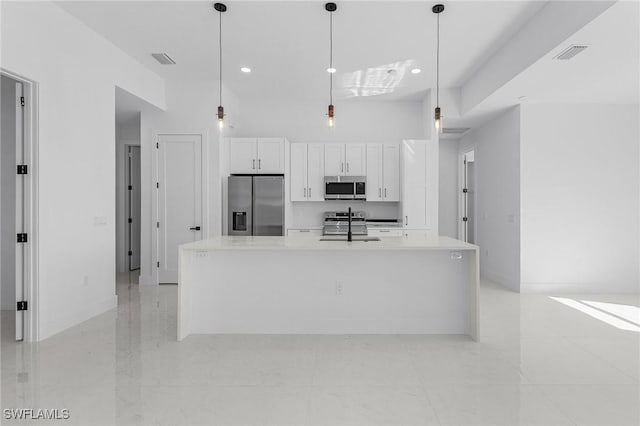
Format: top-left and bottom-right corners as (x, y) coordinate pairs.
(521, 282), (640, 294)
(152, 130), (207, 285)
(1, 68), (39, 342)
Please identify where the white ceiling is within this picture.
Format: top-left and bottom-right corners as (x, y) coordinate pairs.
(57, 0), (547, 101)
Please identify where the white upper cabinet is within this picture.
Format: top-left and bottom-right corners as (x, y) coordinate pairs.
(290, 143), (325, 202)
(324, 143), (366, 176)
(382, 144), (400, 201)
(229, 138), (258, 174)
(324, 144), (344, 176)
(256, 138), (285, 173)
(366, 144), (382, 201)
(345, 144), (366, 176)
(366, 143), (399, 202)
(290, 143), (308, 202)
(306, 143), (325, 201)
(400, 139), (437, 233)
(228, 138), (285, 174)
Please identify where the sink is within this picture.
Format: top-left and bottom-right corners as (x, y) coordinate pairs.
(319, 236), (381, 242)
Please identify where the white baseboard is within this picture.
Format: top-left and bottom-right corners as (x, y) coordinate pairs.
(521, 281), (640, 294)
(138, 274), (156, 285)
(38, 294), (118, 341)
(482, 269), (519, 292)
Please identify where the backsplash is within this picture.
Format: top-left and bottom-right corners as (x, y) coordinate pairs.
(290, 201), (400, 228)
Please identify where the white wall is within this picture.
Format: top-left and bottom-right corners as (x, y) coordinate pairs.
(1, 75), (17, 310)
(236, 98), (424, 226)
(138, 79), (240, 285)
(459, 106), (521, 291)
(439, 140), (459, 238)
(520, 104), (639, 293)
(1, 1), (166, 339)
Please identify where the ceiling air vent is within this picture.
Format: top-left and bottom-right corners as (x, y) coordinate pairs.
(151, 53), (176, 65)
(553, 45), (589, 60)
(442, 127), (470, 135)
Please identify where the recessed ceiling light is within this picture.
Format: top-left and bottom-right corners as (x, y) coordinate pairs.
(327, 67), (337, 74)
(240, 67), (251, 73)
(411, 68), (421, 74)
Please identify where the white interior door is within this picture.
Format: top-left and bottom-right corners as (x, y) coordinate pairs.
(127, 146), (141, 270)
(15, 81), (25, 341)
(157, 134), (203, 283)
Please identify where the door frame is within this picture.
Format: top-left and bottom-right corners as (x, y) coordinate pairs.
(152, 131), (207, 285)
(1, 68), (39, 342)
(458, 148), (476, 243)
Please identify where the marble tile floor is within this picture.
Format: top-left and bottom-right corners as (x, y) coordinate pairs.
(1, 273), (638, 425)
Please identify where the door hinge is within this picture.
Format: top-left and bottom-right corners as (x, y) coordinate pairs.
(20, 97), (25, 107)
(17, 165), (28, 175)
(128, 185), (132, 191)
(156, 142), (159, 149)
(17, 301), (27, 311)
(156, 182), (159, 189)
(156, 221), (160, 228)
(462, 217), (468, 222)
(128, 218), (133, 223)
(128, 250), (133, 256)
(17, 233), (28, 243)
(157, 261), (160, 268)
(462, 188), (468, 193)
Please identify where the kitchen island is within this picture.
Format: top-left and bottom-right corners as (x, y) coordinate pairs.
(178, 236), (479, 341)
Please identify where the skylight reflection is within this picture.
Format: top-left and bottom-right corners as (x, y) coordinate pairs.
(338, 60), (415, 98)
(550, 297), (640, 332)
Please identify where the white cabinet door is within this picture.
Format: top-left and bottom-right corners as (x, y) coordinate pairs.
(324, 144), (344, 175)
(290, 143), (308, 201)
(401, 140), (427, 229)
(345, 144), (366, 176)
(257, 138), (284, 173)
(287, 229), (323, 237)
(382, 144), (400, 201)
(368, 228), (403, 237)
(307, 143), (325, 201)
(229, 138), (257, 173)
(366, 144), (382, 201)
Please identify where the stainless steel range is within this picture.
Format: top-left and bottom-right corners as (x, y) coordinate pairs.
(323, 211), (368, 236)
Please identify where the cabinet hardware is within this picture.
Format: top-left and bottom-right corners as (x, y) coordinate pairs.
(258, 159), (261, 169)
(378, 188), (381, 198)
(252, 159), (255, 169)
(346, 163), (349, 173)
(405, 216), (408, 226)
(341, 163), (344, 173)
(308, 187), (311, 198)
(380, 230), (390, 233)
(189, 226), (201, 231)
(300, 229), (310, 233)
(384, 188), (387, 198)
(304, 188), (306, 197)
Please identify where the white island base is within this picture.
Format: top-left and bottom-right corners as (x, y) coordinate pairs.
(178, 236), (479, 341)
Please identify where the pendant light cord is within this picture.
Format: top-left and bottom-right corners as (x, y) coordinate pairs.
(329, 10), (333, 105)
(436, 11), (440, 107)
(219, 10), (223, 106)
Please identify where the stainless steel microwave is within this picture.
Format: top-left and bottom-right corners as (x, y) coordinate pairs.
(324, 176), (366, 200)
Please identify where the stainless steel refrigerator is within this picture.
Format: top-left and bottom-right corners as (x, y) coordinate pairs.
(228, 175), (284, 236)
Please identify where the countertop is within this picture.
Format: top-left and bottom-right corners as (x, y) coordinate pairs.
(180, 235), (478, 252)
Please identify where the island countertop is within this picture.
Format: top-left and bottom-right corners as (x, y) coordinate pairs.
(180, 235), (478, 252)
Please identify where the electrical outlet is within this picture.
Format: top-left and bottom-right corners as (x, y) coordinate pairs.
(450, 251), (463, 260)
(335, 281), (343, 296)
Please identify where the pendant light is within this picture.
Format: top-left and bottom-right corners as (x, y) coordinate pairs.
(214, 2), (227, 130)
(326, 2), (337, 128)
(433, 4), (444, 133)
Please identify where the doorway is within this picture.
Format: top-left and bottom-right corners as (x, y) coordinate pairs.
(460, 150), (476, 244)
(1, 72), (35, 342)
(156, 134), (204, 284)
